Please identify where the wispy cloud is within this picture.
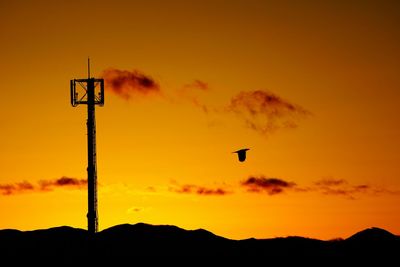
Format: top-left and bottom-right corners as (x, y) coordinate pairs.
(0, 177), (87, 196)
(0, 181), (35, 195)
(227, 90), (310, 136)
(177, 79), (211, 113)
(169, 183), (231, 196)
(39, 177), (87, 191)
(174, 86), (311, 136)
(240, 176), (400, 199)
(101, 67), (310, 136)
(183, 80), (209, 91)
(314, 178), (347, 187)
(126, 206), (152, 214)
(102, 68), (160, 100)
(241, 176), (296, 195)
(309, 178), (399, 199)
(174, 87), (311, 136)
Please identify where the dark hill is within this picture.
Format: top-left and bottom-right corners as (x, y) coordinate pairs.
(346, 227), (398, 242)
(339, 227), (400, 263)
(0, 223), (398, 265)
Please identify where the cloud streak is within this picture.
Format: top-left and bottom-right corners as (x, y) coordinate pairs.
(100, 67), (310, 136)
(183, 80), (209, 91)
(178, 88), (311, 135)
(0, 181), (35, 195)
(177, 79), (211, 113)
(240, 176), (400, 199)
(228, 90), (310, 136)
(241, 176), (296, 195)
(308, 178), (397, 199)
(314, 178), (347, 187)
(174, 86), (310, 136)
(0, 177), (87, 196)
(39, 177), (87, 191)
(102, 68), (160, 100)
(170, 184), (230, 196)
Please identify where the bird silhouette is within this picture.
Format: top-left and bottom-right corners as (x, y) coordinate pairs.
(233, 148), (250, 162)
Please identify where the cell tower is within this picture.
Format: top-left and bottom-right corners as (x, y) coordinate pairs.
(70, 59), (104, 234)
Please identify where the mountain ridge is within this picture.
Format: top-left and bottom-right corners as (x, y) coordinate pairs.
(1, 222), (397, 241)
(0, 223), (398, 265)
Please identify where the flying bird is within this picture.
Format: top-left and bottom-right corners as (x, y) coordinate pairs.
(233, 148), (250, 162)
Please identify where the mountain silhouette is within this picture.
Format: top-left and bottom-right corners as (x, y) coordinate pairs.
(346, 227), (398, 242)
(0, 223), (398, 265)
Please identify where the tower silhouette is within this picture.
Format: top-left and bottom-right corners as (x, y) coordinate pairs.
(70, 59), (104, 234)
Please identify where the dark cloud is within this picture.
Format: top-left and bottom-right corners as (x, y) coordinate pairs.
(100, 69), (310, 136)
(314, 179), (347, 187)
(228, 90), (310, 135)
(17, 181), (35, 190)
(0, 181), (35, 195)
(102, 68), (160, 99)
(55, 177), (86, 186)
(321, 188), (352, 197)
(0, 185), (14, 195)
(353, 184), (370, 191)
(165, 177), (398, 199)
(130, 207), (141, 212)
(0, 177), (87, 196)
(196, 187), (227, 195)
(40, 176), (87, 191)
(170, 184), (230, 196)
(100, 71), (310, 136)
(175, 86), (310, 134)
(241, 176), (296, 195)
(312, 178), (355, 197)
(241, 176), (399, 199)
(310, 178), (400, 199)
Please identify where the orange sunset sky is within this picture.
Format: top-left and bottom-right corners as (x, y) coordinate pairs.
(0, 0), (399, 240)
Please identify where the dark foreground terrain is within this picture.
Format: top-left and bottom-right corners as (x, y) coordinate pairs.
(0, 223), (398, 265)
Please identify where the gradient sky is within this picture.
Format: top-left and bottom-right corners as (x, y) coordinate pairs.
(0, 0), (399, 240)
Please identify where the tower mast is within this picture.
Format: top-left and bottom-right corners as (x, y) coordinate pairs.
(70, 59), (104, 234)
(86, 58), (98, 233)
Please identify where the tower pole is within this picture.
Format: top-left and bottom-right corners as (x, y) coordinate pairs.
(87, 78), (98, 234)
(71, 59), (104, 234)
